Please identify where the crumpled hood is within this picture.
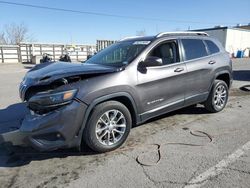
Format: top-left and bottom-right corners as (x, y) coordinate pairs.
(23, 61), (121, 85)
(19, 61), (122, 101)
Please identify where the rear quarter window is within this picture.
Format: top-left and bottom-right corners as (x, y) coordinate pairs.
(205, 40), (220, 54)
(182, 39), (208, 61)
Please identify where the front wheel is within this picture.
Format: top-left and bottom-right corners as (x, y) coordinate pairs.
(204, 80), (229, 113)
(83, 101), (132, 153)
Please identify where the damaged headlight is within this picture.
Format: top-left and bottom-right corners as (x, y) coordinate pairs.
(28, 89), (78, 114)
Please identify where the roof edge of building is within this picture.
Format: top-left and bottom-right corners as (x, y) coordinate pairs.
(193, 26), (250, 32)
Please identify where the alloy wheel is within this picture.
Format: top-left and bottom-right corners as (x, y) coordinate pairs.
(213, 84), (227, 109)
(95, 109), (127, 146)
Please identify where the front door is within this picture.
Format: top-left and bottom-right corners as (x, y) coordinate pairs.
(136, 40), (187, 120)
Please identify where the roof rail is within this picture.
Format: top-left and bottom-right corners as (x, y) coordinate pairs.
(119, 36), (142, 41)
(156, 31), (209, 38)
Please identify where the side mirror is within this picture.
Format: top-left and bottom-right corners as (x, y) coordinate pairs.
(140, 56), (163, 67)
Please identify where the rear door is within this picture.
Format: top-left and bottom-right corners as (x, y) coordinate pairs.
(180, 38), (214, 105)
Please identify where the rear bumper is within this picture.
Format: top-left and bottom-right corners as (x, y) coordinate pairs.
(0, 101), (87, 151)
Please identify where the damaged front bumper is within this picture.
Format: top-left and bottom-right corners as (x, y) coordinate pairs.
(0, 130), (28, 147)
(0, 101), (87, 151)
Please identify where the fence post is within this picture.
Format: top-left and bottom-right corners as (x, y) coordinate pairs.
(31, 44), (34, 56)
(0, 47), (4, 63)
(29, 45), (32, 62)
(25, 45), (29, 62)
(53, 45), (55, 61)
(61, 45), (64, 55)
(17, 45), (22, 63)
(40, 44), (42, 55)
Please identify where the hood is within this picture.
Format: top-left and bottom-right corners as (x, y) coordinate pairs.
(24, 61), (121, 85)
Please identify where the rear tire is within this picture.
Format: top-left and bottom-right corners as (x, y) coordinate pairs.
(204, 79), (229, 113)
(83, 101), (131, 153)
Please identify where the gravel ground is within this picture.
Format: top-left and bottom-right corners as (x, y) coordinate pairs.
(0, 59), (249, 188)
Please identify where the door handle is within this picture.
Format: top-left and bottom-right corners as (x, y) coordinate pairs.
(208, 60), (216, 65)
(174, 67), (184, 72)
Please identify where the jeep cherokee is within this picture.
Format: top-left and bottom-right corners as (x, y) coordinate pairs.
(1, 31), (233, 152)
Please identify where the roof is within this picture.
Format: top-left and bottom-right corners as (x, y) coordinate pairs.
(119, 36), (155, 42)
(194, 26), (250, 32)
(194, 27), (228, 31)
(236, 25), (250, 30)
(156, 31), (208, 38)
(120, 31), (209, 42)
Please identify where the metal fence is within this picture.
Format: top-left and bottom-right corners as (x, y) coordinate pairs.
(0, 43), (96, 63)
(96, 40), (116, 52)
(0, 45), (21, 63)
(0, 39), (118, 63)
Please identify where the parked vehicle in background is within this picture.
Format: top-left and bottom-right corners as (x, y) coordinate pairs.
(1, 31), (233, 153)
(40, 53), (52, 63)
(59, 54), (71, 62)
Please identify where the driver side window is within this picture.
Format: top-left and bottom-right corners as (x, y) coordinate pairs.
(148, 41), (180, 65)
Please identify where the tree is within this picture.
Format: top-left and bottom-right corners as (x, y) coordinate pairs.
(0, 23), (34, 45)
(0, 32), (7, 44)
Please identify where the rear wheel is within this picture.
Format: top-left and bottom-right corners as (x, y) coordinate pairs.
(83, 101), (131, 153)
(204, 80), (229, 113)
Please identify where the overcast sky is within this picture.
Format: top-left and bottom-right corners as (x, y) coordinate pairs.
(0, 0), (249, 44)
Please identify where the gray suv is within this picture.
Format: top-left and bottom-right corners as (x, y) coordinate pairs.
(1, 32), (232, 153)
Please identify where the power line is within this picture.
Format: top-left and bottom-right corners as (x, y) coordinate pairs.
(0, 0), (246, 25)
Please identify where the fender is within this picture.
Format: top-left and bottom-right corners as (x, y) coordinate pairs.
(208, 69), (232, 93)
(75, 92), (139, 148)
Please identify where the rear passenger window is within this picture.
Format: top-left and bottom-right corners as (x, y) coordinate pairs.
(182, 39), (208, 61)
(205, 40), (220, 54)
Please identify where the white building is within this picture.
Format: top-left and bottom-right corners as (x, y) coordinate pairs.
(195, 27), (250, 57)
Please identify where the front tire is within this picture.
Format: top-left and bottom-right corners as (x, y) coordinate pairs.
(83, 101), (132, 153)
(204, 79), (229, 113)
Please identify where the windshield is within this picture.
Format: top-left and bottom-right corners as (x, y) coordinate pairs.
(84, 40), (151, 67)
